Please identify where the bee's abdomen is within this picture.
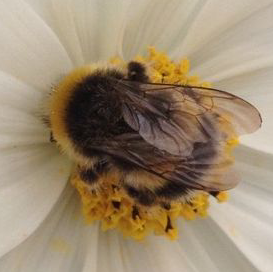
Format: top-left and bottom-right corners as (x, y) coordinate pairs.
(124, 184), (156, 206)
(79, 160), (110, 185)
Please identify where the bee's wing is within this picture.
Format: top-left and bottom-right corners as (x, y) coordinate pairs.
(114, 80), (261, 157)
(93, 80), (261, 192)
(93, 133), (239, 191)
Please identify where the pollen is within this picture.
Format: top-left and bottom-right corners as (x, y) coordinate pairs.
(72, 47), (233, 240)
(215, 191), (229, 203)
(72, 175), (212, 241)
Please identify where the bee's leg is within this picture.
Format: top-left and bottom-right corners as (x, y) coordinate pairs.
(161, 73), (165, 83)
(132, 205), (140, 219)
(79, 160), (109, 186)
(49, 131), (56, 143)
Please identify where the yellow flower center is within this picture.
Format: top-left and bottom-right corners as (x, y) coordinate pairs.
(71, 47), (235, 241)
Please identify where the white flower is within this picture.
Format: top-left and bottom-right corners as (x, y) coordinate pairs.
(0, 0), (272, 271)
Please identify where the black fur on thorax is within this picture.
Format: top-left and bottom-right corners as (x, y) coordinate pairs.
(65, 69), (134, 151)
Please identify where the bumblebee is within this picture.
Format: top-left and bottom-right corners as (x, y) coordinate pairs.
(49, 61), (261, 207)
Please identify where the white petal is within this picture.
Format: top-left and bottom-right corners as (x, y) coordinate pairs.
(215, 67), (273, 153)
(183, 219), (260, 272)
(98, 219), (259, 272)
(98, 230), (199, 272)
(122, 0), (203, 60)
(0, 185), (99, 272)
(123, 237), (198, 272)
(234, 145), (273, 195)
(0, 71), (49, 148)
(209, 146), (273, 272)
(46, 0), (131, 65)
(104, 222), (258, 272)
(210, 203), (273, 272)
(0, 0), (72, 90)
(172, 0), (271, 57)
(0, 23), (71, 257)
(0, 144), (71, 257)
(186, 2), (273, 81)
(97, 231), (130, 272)
(22, 0), (56, 26)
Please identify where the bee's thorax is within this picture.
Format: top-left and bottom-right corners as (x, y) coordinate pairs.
(65, 69), (134, 153)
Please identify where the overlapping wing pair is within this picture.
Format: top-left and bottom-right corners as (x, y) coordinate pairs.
(92, 79), (262, 192)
